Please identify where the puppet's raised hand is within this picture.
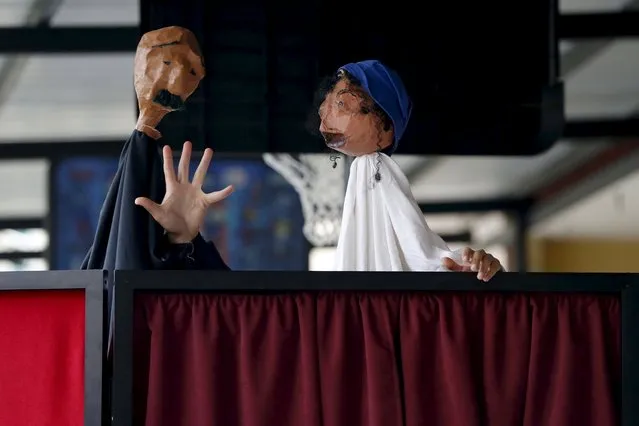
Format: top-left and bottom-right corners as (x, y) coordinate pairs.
(135, 141), (234, 243)
(442, 247), (502, 281)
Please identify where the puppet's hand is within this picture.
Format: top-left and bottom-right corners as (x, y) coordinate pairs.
(135, 141), (234, 243)
(442, 247), (502, 281)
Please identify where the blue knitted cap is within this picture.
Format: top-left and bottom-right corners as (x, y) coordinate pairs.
(339, 60), (412, 153)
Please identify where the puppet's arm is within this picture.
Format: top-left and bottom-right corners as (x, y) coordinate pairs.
(135, 141), (234, 271)
(155, 232), (230, 270)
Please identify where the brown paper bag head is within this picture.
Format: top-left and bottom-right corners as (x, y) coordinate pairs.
(134, 26), (205, 138)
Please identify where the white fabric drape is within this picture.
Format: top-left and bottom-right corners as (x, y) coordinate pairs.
(334, 153), (464, 271)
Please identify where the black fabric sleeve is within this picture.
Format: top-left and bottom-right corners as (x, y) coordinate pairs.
(80, 130), (165, 270)
(81, 129), (230, 271)
(155, 232), (230, 270)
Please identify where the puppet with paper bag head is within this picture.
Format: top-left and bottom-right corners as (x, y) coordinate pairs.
(81, 26), (229, 273)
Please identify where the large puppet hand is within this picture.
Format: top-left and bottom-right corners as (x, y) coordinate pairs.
(135, 141), (234, 243)
(442, 247), (502, 282)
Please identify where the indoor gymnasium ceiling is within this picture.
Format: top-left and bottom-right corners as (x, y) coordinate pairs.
(0, 0), (637, 239)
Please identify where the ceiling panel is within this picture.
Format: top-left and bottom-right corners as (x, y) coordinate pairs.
(393, 155), (429, 174)
(409, 140), (612, 201)
(51, 0), (138, 26)
(0, 160), (48, 218)
(532, 166), (639, 238)
(0, 54), (136, 141)
(564, 40), (639, 118)
(423, 213), (479, 235)
(0, 0), (34, 26)
(560, 0), (633, 12)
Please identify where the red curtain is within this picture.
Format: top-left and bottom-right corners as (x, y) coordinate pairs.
(0, 290), (85, 426)
(133, 292), (620, 426)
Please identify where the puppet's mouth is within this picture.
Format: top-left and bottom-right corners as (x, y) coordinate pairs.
(153, 89), (185, 111)
(322, 132), (347, 149)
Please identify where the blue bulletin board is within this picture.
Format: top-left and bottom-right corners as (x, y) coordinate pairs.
(52, 156), (307, 270)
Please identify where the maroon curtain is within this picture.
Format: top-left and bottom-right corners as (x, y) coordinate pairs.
(133, 292), (620, 426)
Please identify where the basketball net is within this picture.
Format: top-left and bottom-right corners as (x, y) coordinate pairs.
(262, 153), (347, 247)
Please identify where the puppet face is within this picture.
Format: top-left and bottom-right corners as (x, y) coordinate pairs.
(318, 77), (393, 157)
(134, 26), (205, 112)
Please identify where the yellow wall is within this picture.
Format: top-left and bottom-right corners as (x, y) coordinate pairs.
(527, 238), (639, 272)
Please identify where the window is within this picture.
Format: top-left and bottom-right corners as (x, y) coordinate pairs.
(0, 228), (48, 271)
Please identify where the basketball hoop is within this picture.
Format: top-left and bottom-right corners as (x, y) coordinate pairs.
(263, 153), (347, 247)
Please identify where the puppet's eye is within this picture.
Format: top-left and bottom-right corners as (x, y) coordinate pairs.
(337, 100), (344, 107)
(163, 60), (171, 65)
(190, 69), (196, 76)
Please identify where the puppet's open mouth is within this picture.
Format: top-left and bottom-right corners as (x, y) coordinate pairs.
(153, 89), (185, 111)
(322, 132), (347, 149)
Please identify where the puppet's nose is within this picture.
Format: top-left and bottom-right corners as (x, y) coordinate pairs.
(169, 64), (192, 91)
(318, 105), (332, 128)
(319, 118), (330, 134)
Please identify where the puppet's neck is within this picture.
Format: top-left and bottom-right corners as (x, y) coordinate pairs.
(136, 105), (168, 140)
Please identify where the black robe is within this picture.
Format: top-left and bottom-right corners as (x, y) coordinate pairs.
(80, 130), (228, 272)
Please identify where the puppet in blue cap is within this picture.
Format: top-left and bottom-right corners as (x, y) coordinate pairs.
(312, 59), (503, 277)
(317, 59), (412, 159)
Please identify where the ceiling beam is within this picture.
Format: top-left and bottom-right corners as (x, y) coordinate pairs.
(564, 117), (639, 139)
(0, 218), (44, 229)
(0, 27), (276, 55)
(0, 140), (125, 159)
(0, 139), (267, 160)
(0, 27), (139, 53)
(419, 199), (530, 214)
(0, 251), (45, 261)
(559, 11), (639, 39)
